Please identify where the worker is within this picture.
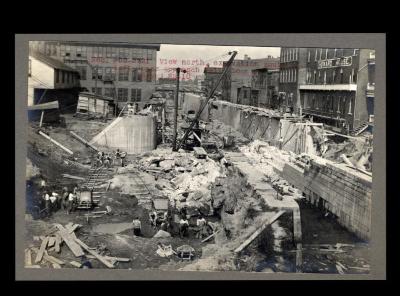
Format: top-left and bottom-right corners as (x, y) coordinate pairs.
(132, 216), (142, 236)
(196, 216), (208, 239)
(179, 216), (189, 238)
(149, 211), (158, 229)
(120, 151), (127, 167)
(43, 191), (51, 216)
(50, 191), (58, 212)
(115, 149), (121, 166)
(127, 103), (135, 116)
(67, 191), (76, 215)
(61, 187), (69, 210)
(103, 153), (111, 168)
(278, 137), (284, 150)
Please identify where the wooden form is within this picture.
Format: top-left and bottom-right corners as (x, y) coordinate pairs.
(70, 131), (99, 152)
(234, 210), (285, 253)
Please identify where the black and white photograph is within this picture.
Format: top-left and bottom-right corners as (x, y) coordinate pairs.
(22, 36), (377, 275)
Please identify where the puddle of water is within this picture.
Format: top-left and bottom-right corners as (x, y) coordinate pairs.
(92, 222), (132, 234)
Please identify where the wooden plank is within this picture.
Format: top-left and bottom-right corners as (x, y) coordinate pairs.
(104, 256), (131, 262)
(54, 234), (61, 253)
(28, 101), (59, 111)
(39, 110), (44, 128)
(54, 225), (85, 257)
(48, 237), (56, 247)
(35, 236), (49, 263)
(25, 249), (32, 266)
(69, 261), (82, 268)
(52, 263), (62, 269)
(73, 238), (115, 268)
(38, 131), (74, 155)
(234, 210), (285, 253)
(44, 251), (65, 265)
(66, 224), (81, 234)
(70, 131), (99, 152)
(201, 229), (220, 243)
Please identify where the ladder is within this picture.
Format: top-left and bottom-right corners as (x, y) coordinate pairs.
(351, 122), (369, 136)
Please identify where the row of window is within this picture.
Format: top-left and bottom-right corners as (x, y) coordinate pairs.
(280, 68), (297, 83)
(304, 94), (353, 115)
(73, 66), (153, 82)
(59, 45), (154, 60)
(281, 48), (299, 63)
(307, 48), (359, 62)
(91, 87), (142, 102)
(55, 69), (78, 84)
(306, 68), (357, 84)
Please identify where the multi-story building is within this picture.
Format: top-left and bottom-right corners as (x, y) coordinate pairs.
(251, 68), (280, 108)
(299, 48), (375, 133)
(29, 41), (160, 108)
(221, 55), (280, 104)
(28, 51), (80, 108)
(278, 47), (308, 113)
(203, 67), (223, 96)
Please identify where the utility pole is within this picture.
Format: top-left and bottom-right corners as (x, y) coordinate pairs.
(173, 68), (182, 151)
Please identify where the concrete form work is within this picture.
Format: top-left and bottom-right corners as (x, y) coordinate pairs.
(90, 115), (157, 154)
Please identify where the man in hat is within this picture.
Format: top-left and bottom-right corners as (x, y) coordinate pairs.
(132, 216), (142, 236)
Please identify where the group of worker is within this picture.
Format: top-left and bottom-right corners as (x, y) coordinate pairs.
(41, 186), (79, 216)
(94, 149), (127, 168)
(131, 211), (210, 240)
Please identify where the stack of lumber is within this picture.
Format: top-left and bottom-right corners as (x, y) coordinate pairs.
(25, 222), (130, 269)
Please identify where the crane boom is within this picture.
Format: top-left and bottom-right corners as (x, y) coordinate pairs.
(174, 51), (238, 151)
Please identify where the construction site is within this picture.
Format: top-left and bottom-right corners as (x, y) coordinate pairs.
(25, 50), (373, 274)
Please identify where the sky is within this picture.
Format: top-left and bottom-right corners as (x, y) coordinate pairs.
(156, 44), (280, 80)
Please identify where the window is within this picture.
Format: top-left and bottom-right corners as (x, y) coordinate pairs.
(76, 46), (87, 58)
(332, 70), (336, 84)
(62, 71), (65, 83)
(106, 47), (113, 58)
(28, 59), (32, 77)
(104, 88), (115, 98)
(45, 43), (51, 55)
(55, 69), (59, 83)
(318, 71), (321, 83)
(319, 48), (323, 60)
(65, 45), (71, 57)
(324, 48), (328, 60)
(315, 48), (318, 61)
(104, 67), (116, 80)
(333, 48), (337, 58)
(132, 68), (142, 82)
(323, 71), (326, 84)
(313, 70), (317, 84)
(91, 88), (102, 95)
(118, 66), (130, 81)
(147, 49), (153, 60)
(146, 69), (153, 82)
(75, 66), (87, 80)
(117, 88), (128, 102)
(353, 49), (359, 56)
(60, 45), (66, 57)
(308, 50), (311, 62)
(92, 67), (103, 80)
(93, 47), (104, 58)
(131, 88), (142, 102)
(353, 70), (357, 83)
(294, 69), (296, 82)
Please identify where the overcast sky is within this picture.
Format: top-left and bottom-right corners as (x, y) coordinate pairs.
(156, 44), (280, 80)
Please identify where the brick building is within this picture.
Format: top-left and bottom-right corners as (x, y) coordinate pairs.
(203, 67), (223, 96)
(29, 41), (160, 109)
(299, 48), (375, 133)
(221, 55), (280, 104)
(278, 47), (308, 113)
(251, 68), (280, 108)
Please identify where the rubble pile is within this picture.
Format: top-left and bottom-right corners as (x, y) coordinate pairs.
(135, 148), (224, 216)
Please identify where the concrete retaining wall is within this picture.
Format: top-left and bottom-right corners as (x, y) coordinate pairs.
(278, 159), (372, 241)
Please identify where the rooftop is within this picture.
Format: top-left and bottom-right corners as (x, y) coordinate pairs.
(30, 51), (78, 73)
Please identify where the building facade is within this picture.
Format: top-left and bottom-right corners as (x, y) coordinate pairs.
(278, 47), (308, 113)
(222, 55), (280, 104)
(28, 51), (80, 108)
(299, 48), (375, 133)
(203, 67), (223, 96)
(250, 68), (280, 108)
(29, 41), (160, 108)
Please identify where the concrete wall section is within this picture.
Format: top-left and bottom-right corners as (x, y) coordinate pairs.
(278, 159), (372, 241)
(91, 115), (157, 154)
